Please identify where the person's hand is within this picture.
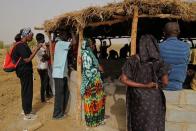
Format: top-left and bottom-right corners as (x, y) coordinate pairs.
(187, 69), (194, 76)
(70, 29), (75, 35)
(146, 82), (158, 89)
(37, 43), (42, 49)
(99, 65), (104, 73)
(78, 56), (82, 65)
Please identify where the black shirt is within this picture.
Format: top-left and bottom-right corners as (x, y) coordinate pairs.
(12, 43), (33, 77)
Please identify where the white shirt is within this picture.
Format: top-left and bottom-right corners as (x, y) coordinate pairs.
(37, 44), (48, 69)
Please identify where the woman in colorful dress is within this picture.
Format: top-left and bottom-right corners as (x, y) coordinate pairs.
(120, 34), (169, 131)
(81, 39), (105, 127)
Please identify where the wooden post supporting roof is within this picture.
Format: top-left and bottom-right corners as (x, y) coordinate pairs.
(127, 3), (139, 131)
(76, 29), (83, 122)
(45, 32), (54, 64)
(48, 33), (54, 64)
(130, 4), (139, 56)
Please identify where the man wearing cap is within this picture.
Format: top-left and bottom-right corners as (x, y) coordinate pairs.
(159, 22), (190, 91)
(12, 27), (42, 120)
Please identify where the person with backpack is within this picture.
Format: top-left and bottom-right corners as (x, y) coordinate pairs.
(3, 34), (22, 72)
(14, 33), (22, 42)
(12, 27), (42, 120)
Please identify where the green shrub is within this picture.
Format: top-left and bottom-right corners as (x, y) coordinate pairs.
(3, 44), (10, 48)
(28, 38), (36, 49)
(0, 41), (4, 49)
(4, 44), (10, 50)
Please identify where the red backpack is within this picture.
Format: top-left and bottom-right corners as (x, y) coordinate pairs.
(3, 42), (22, 72)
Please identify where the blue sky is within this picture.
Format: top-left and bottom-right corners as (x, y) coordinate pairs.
(0, 0), (121, 44)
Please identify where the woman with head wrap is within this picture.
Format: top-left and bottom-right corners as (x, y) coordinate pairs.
(120, 34), (169, 131)
(81, 39), (105, 127)
(12, 27), (42, 120)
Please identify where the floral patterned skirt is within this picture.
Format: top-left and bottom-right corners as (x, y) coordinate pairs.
(83, 76), (105, 127)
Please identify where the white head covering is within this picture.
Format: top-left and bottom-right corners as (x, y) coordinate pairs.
(20, 27), (33, 38)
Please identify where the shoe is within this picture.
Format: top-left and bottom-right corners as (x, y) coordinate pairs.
(52, 115), (65, 120)
(21, 111), (35, 115)
(41, 100), (46, 103)
(104, 115), (110, 119)
(23, 114), (37, 120)
(46, 94), (53, 99)
(100, 121), (105, 126)
(21, 111), (25, 115)
(42, 99), (51, 103)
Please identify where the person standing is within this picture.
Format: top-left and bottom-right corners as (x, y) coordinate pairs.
(160, 22), (190, 90)
(90, 38), (98, 59)
(52, 30), (76, 119)
(81, 39), (106, 127)
(120, 34), (169, 131)
(119, 44), (130, 59)
(36, 33), (52, 103)
(12, 28), (41, 120)
(14, 33), (22, 42)
(99, 40), (111, 59)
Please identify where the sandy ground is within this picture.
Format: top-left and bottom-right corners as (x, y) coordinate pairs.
(0, 49), (127, 131)
(0, 49), (85, 131)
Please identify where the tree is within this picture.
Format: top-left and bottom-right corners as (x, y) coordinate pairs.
(0, 41), (4, 49)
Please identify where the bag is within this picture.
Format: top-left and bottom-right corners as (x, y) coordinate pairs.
(3, 42), (21, 72)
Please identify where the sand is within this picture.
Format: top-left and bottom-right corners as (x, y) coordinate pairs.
(0, 49), (127, 131)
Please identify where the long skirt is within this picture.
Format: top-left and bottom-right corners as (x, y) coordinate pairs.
(127, 87), (166, 131)
(83, 76), (105, 127)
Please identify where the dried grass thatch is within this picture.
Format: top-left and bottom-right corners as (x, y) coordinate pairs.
(44, 0), (196, 33)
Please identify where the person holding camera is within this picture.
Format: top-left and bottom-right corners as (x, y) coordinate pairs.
(36, 33), (52, 103)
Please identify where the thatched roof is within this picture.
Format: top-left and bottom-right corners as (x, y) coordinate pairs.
(44, 0), (196, 38)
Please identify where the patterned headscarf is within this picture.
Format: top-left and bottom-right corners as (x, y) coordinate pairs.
(81, 39), (99, 66)
(139, 34), (160, 63)
(81, 39), (100, 96)
(20, 27), (33, 38)
(139, 34), (169, 83)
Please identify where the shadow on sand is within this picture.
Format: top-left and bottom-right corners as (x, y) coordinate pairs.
(110, 84), (126, 131)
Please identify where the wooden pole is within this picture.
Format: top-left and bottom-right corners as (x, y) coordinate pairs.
(127, 3), (139, 131)
(45, 32), (54, 64)
(48, 33), (54, 64)
(76, 29), (83, 122)
(130, 5), (139, 56)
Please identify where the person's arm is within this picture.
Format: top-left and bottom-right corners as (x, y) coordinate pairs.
(23, 44), (42, 63)
(70, 31), (78, 46)
(107, 39), (112, 48)
(45, 43), (50, 56)
(120, 73), (158, 88)
(161, 74), (169, 87)
(99, 65), (104, 73)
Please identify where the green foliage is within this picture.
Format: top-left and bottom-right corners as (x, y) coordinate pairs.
(0, 41), (4, 49)
(28, 38), (37, 49)
(3, 44), (10, 50)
